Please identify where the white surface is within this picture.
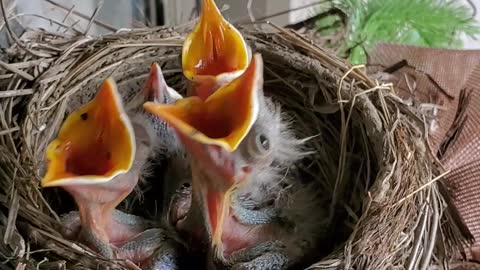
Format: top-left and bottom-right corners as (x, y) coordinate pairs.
(461, 0), (480, 49)
(14, 0), (137, 35)
(288, 0), (320, 24)
(10, 0), (480, 49)
(163, 0), (196, 26)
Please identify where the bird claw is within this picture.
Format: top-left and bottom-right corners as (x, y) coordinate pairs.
(230, 252), (289, 270)
(59, 209), (167, 260)
(116, 227), (185, 266)
(60, 210), (82, 240)
(227, 241), (289, 270)
(60, 209), (156, 239)
(230, 191), (279, 225)
(168, 183), (192, 227)
(79, 225), (115, 258)
(139, 240), (184, 270)
(111, 209), (158, 229)
(230, 202), (278, 225)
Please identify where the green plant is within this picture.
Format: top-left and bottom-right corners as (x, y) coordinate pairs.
(316, 0), (480, 64)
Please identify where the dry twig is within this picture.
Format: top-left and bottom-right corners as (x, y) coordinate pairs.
(0, 3), (468, 270)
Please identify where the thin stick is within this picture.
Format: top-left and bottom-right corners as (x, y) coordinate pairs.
(0, 60), (34, 81)
(4, 190), (20, 245)
(84, 0), (103, 35)
(394, 170), (451, 206)
(406, 203), (428, 270)
(0, 126), (19, 136)
(0, 89), (34, 98)
(234, 0), (330, 24)
(43, 0), (117, 32)
(247, 0), (260, 31)
(56, 3), (74, 32)
(0, 0), (50, 57)
(3, 13), (82, 35)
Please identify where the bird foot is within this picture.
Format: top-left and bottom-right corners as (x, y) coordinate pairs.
(79, 225), (115, 258)
(168, 183), (192, 227)
(167, 183), (278, 228)
(60, 210), (82, 239)
(230, 191), (279, 226)
(77, 220), (186, 267)
(230, 201), (278, 226)
(59, 209), (162, 260)
(228, 241), (289, 270)
(139, 238), (184, 270)
(230, 252), (289, 270)
(117, 227), (185, 268)
(60, 209), (156, 242)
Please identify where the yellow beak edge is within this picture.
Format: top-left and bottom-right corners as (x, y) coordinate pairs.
(41, 78), (135, 187)
(144, 54), (264, 152)
(182, 0), (250, 84)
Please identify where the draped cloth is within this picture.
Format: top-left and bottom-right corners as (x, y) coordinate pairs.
(367, 44), (480, 262)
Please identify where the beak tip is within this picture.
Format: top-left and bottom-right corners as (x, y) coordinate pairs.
(41, 77), (135, 189)
(143, 101), (153, 111)
(182, 0), (249, 82)
(150, 63), (162, 78)
(40, 175), (60, 188)
(103, 77), (116, 90)
(39, 179), (48, 187)
(40, 181), (54, 188)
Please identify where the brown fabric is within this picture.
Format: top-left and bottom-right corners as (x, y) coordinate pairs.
(367, 43), (480, 260)
(368, 44), (480, 152)
(443, 63), (480, 256)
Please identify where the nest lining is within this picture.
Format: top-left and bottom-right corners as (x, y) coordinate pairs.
(0, 22), (468, 270)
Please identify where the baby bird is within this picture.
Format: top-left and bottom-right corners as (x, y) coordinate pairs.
(167, 0), (252, 227)
(164, 0), (253, 234)
(182, 0), (251, 100)
(145, 54), (327, 270)
(41, 63), (184, 269)
(165, 0), (253, 230)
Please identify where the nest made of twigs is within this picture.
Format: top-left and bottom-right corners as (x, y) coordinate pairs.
(0, 12), (471, 269)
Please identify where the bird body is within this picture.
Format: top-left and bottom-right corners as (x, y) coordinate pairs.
(42, 64), (187, 269)
(182, 0), (251, 100)
(145, 54), (327, 270)
(41, 0), (328, 267)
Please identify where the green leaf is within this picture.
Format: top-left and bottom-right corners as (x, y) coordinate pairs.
(316, 0), (480, 64)
(315, 15), (341, 29)
(349, 46), (367, 65)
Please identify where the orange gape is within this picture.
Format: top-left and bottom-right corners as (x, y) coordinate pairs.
(144, 54), (265, 260)
(144, 54), (262, 153)
(41, 78), (135, 187)
(182, 0), (249, 83)
(65, 139), (114, 176)
(194, 16), (239, 76)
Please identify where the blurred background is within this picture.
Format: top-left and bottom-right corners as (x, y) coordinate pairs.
(9, 0), (320, 32)
(2, 0), (480, 63)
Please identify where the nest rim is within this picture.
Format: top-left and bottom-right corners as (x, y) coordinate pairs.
(0, 22), (468, 270)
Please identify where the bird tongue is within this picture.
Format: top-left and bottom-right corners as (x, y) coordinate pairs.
(182, 0), (250, 99)
(41, 78), (135, 187)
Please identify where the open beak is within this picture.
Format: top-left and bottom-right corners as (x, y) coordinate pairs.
(41, 78), (135, 187)
(182, 0), (251, 100)
(144, 63), (165, 103)
(144, 63), (182, 104)
(144, 53), (262, 152)
(145, 54), (264, 252)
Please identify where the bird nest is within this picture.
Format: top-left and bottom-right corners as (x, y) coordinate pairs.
(0, 19), (471, 270)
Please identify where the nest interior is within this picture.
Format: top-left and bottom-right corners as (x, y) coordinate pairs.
(0, 22), (469, 269)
